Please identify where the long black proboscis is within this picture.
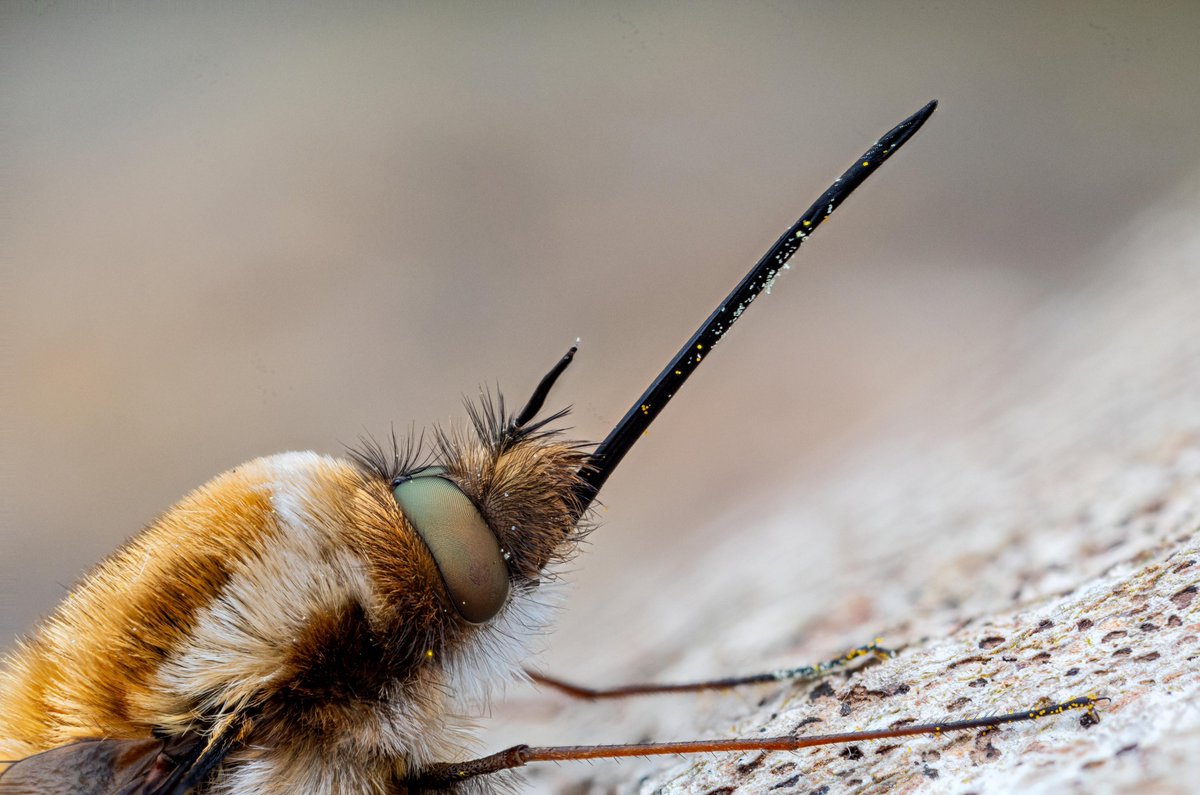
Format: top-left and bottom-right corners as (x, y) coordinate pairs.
(571, 100), (937, 518)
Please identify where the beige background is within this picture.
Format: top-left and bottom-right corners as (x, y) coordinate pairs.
(3, 5), (1200, 788)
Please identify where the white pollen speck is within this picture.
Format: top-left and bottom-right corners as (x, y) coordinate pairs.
(764, 266), (789, 295)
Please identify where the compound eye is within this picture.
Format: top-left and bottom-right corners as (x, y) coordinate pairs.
(392, 473), (510, 624)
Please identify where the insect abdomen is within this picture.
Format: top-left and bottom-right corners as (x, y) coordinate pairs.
(0, 452), (455, 789)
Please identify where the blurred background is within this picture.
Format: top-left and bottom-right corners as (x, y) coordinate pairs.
(3, 0), (1200, 696)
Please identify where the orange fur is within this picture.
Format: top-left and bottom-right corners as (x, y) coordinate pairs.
(0, 424), (589, 791)
(0, 460), (279, 760)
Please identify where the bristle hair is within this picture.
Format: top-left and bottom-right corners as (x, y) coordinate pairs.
(428, 390), (592, 581)
(345, 426), (431, 484)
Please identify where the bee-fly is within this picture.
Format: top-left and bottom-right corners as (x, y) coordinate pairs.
(0, 100), (1098, 794)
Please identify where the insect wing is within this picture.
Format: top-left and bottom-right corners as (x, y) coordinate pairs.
(0, 735), (211, 795)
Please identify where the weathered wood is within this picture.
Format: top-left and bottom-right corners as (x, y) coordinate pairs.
(485, 178), (1200, 794)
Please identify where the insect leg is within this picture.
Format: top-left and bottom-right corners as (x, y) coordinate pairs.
(408, 696), (1100, 789)
(526, 641), (895, 699)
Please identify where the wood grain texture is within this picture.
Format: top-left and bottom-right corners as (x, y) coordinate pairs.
(482, 177), (1200, 794)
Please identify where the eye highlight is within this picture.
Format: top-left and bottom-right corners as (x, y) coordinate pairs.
(392, 469), (510, 624)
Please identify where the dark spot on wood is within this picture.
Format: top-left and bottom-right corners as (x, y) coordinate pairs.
(769, 774), (801, 790)
(843, 683), (881, 704)
(1135, 651), (1160, 662)
(794, 716), (821, 731)
(947, 655), (987, 669)
(1168, 615), (1183, 627)
(922, 765), (940, 779)
(705, 788), (736, 795)
(1032, 619), (1053, 633)
(1117, 743), (1138, 755)
(1138, 497), (1167, 516)
(1082, 758), (1105, 769)
(737, 752), (767, 774)
(839, 745), (863, 760)
(875, 744), (900, 755)
(947, 696), (971, 711)
(1101, 630), (1128, 643)
(1112, 647), (1132, 656)
(1066, 667), (1080, 676)
(809, 681), (836, 701)
(969, 739), (998, 763)
(979, 636), (1005, 649)
(1172, 560), (1194, 574)
(1170, 585), (1197, 609)
(840, 701), (852, 716)
(1140, 621), (1158, 632)
(893, 683), (911, 695)
(1077, 618), (1094, 631)
(1001, 655), (1017, 662)
(771, 761), (796, 775)
(1031, 651), (1052, 663)
(969, 677), (988, 687)
(805, 786), (829, 795)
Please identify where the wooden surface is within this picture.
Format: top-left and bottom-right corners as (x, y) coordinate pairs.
(480, 177), (1200, 793)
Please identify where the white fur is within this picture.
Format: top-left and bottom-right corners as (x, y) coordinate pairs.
(442, 578), (563, 713)
(153, 452), (557, 793)
(154, 455), (376, 716)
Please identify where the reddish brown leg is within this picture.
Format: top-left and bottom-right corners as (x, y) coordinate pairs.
(526, 641), (895, 699)
(408, 696), (1100, 789)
